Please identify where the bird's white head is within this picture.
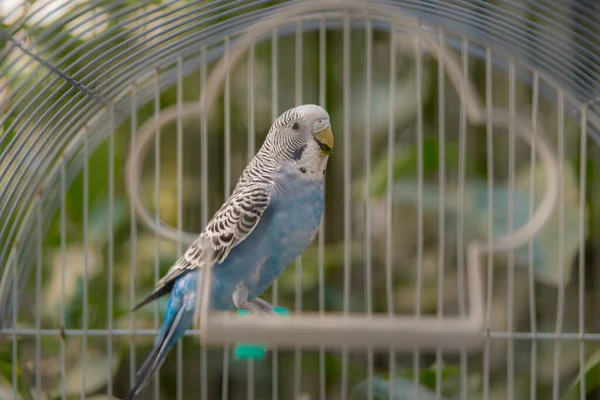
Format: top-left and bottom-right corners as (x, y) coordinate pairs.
(263, 104), (334, 178)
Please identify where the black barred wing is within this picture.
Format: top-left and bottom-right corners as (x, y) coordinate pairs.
(132, 183), (272, 311)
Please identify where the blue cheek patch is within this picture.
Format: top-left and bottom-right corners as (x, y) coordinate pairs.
(233, 306), (290, 360)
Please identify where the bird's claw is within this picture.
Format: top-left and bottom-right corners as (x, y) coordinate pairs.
(232, 283), (277, 317)
(232, 285), (283, 355)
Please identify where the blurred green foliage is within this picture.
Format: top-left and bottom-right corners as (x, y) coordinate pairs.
(0, 0), (598, 399)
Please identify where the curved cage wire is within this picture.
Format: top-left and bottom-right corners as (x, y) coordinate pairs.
(0, 0), (599, 399)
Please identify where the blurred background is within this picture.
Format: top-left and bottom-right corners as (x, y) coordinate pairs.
(1, 0), (600, 399)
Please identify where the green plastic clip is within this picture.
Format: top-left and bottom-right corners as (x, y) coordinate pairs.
(234, 306), (289, 360)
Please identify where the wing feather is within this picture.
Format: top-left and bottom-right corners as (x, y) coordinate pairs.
(132, 183), (271, 311)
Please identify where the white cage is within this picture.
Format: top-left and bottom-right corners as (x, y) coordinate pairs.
(0, 0), (598, 399)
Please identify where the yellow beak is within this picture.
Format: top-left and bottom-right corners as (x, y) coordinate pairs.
(313, 121), (334, 155)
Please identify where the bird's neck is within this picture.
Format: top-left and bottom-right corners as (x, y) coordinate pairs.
(282, 154), (329, 182)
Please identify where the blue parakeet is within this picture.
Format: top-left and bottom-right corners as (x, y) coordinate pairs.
(125, 105), (334, 399)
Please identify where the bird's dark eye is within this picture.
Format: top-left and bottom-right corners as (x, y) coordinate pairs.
(291, 122), (300, 130)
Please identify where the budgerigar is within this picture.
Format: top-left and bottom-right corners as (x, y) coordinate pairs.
(125, 104), (334, 399)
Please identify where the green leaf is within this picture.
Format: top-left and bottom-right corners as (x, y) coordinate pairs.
(562, 348), (600, 400)
(418, 362), (461, 390)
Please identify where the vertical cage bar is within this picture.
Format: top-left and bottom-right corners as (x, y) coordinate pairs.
(294, 18), (304, 400)
(11, 248), (18, 400)
(364, 15), (374, 400)
(295, 19), (303, 106)
(60, 156), (67, 400)
(248, 42), (256, 159)
(578, 105), (588, 400)
(247, 41), (256, 400)
(552, 89), (566, 400)
(528, 71), (539, 400)
(482, 44), (493, 400)
(457, 36), (469, 400)
(435, 27), (447, 400)
(270, 25), (280, 400)
(107, 105), (115, 398)
(507, 57), (516, 400)
(129, 87), (138, 391)
(224, 38), (232, 202)
(82, 116), (90, 400)
(153, 69), (162, 400)
(35, 198), (42, 395)
(222, 37), (232, 400)
(386, 24), (397, 400)
(341, 12), (351, 400)
(318, 15), (327, 400)
(414, 34), (424, 399)
(271, 26), (280, 309)
(200, 45), (209, 400)
(176, 56), (185, 400)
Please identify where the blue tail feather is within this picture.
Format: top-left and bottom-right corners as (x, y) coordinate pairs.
(125, 271), (198, 400)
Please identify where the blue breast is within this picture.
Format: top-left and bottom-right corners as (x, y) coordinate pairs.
(209, 170), (325, 310)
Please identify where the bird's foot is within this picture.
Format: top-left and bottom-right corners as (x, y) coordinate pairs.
(232, 283), (263, 317)
(232, 283), (277, 317)
(250, 297), (278, 316)
(232, 284), (290, 359)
